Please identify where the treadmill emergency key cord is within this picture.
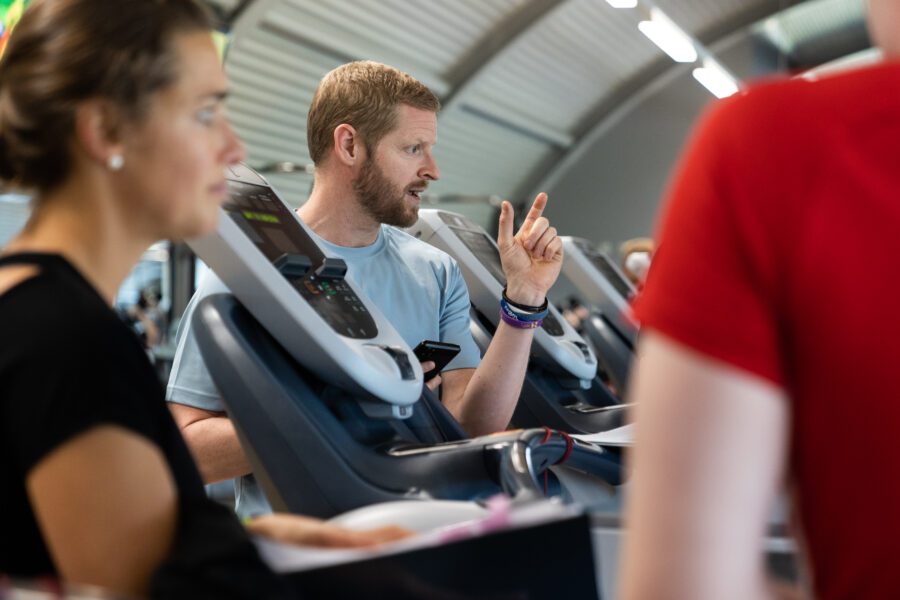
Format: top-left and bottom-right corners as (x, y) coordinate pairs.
(539, 426), (575, 495)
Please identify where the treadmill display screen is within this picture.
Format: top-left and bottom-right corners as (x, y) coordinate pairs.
(224, 180), (377, 339)
(587, 253), (633, 300)
(224, 180), (325, 267)
(452, 228), (507, 285)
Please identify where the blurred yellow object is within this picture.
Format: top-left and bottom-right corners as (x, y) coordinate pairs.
(0, 0), (29, 59)
(212, 29), (230, 62)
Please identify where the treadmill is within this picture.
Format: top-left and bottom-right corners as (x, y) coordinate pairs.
(408, 210), (627, 434)
(185, 164), (624, 520)
(560, 237), (638, 397)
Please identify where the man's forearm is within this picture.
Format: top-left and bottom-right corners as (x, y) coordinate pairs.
(449, 322), (534, 436)
(180, 416), (253, 483)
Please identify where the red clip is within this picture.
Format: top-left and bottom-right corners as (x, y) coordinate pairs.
(554, 430), (574, 466)
(541, 426), (553, 444)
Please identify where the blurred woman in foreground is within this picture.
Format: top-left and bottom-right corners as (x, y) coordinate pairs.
(0, 1), (405, 597)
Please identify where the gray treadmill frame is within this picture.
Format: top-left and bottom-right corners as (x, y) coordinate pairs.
(560, 236), (637, 346)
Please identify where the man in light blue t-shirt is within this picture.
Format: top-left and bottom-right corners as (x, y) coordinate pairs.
(168, 61), (566, 518)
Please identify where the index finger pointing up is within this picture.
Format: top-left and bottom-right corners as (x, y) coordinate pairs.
(520, 193), (548, 233)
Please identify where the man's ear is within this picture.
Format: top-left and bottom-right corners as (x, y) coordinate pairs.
(73, 99), (125, 167)
(332, 123), (366, 167)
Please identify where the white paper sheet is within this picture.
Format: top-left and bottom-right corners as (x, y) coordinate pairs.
(571, 423), (634, 447)
(256, 498), (580, 573)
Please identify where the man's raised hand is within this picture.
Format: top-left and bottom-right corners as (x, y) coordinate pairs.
(496, 192), (564, 306)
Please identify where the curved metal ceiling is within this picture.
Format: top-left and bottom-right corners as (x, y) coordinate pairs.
(207, 0), (861, 210)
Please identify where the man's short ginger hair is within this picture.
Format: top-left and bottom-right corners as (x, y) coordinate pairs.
(307, 61), (441, 166)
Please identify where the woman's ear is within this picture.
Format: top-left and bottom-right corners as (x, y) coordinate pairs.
(73, 99), (125, 168)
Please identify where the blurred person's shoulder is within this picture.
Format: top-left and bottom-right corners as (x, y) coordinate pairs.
(705, 61), (900, 143)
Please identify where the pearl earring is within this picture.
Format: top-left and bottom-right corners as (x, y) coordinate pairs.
(107, 154), (124, 171)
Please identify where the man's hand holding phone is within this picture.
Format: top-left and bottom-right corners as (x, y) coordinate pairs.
(413, 340), (461, 392)
(420, 360), (442, 390)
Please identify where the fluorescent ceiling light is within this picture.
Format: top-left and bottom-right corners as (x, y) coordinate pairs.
(605, 0), (638, 7)
(638, 8), (698, 63)
(692, 61), (740, 98)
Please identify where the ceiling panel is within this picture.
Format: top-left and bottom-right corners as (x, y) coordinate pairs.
(654, 0), (778, 34)
(449, 0), (660, 137)
(270, 0), (527, 82)
(430, 110), (556, 198)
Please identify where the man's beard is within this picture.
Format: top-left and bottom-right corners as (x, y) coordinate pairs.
(353, 157), (424, 228)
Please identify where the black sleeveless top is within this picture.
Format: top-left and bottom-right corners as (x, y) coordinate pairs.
(0, 253), (288, 598)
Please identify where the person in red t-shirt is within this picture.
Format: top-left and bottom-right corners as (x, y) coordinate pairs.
(619, 2), (900, 599)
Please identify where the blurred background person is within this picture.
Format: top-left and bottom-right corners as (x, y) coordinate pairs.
(561, 295), (590, 333)
(122, 285), (165, 350)
(619, 237), (654, 289)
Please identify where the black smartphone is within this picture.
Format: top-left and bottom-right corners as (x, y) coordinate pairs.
(413, 340), (461, 381)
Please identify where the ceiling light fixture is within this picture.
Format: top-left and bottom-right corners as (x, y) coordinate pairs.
(638, 8), (698, 63)
(693, 60), (741, 98)
(605, 0), (638, 7)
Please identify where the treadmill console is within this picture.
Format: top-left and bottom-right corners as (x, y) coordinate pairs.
(452, 228), (506, 287)
(560, 236), (638, 395)
(560, 236), (637, 348)
(224, 180), (377, 339)
(572, 239), (634, 301)
(188, 163), (423, 417)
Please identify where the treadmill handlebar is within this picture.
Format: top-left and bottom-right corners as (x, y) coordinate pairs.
(495, 428), (626, 497)
(386, 428), (625, 498)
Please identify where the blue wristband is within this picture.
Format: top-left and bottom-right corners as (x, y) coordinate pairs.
(500, 297), (549, 329)
(500, 297), (548, 321)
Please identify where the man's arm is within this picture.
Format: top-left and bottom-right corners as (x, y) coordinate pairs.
(619, 331), (795, 600)
(169, 402), (252, 483)
(440, 320), (536, 437)
(440, 193), (563, 436)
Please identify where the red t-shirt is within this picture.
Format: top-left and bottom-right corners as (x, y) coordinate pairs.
(634, 61), (900, 599)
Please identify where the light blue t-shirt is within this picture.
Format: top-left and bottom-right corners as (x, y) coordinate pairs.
(166, 224), (481, 518)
